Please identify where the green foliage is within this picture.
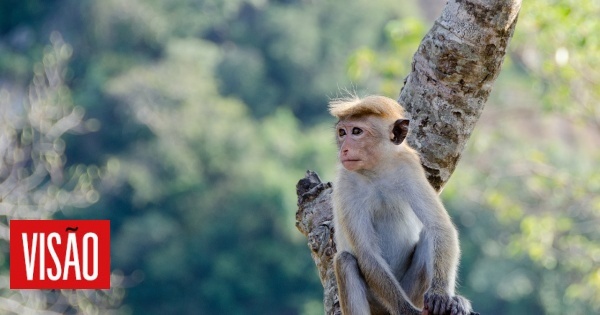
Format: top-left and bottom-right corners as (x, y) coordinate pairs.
(210, 0), (409, 121)
(513, 0), (600, 126)
(92, 39), (334, 314)
(0, 32), (124, 314)
(0, 0), (59, 35)
(450, 108), (600, 313)
(347, 17), (426, 96)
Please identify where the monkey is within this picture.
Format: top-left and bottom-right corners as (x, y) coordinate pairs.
(330, 95), (473, 315)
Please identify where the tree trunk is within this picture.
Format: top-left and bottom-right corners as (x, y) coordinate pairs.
(295, 0), (522, 314)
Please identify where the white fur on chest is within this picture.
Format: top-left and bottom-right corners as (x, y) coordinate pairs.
(333, 169), (424, 274)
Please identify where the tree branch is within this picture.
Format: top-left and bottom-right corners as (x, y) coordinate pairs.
(296, 1), (522, 314)
(401, 0), (522, 191)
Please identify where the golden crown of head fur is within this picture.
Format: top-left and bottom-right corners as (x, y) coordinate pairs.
(329, 95), (405, 121)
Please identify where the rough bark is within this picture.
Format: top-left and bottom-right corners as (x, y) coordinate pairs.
(401, 0), (522, 191)
(295, 1), (522, 314)
(295, 172), (338, 314)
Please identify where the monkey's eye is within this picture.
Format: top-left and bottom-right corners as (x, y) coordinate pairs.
(352, 127), (363, 135)
(338, 129), (346, 137)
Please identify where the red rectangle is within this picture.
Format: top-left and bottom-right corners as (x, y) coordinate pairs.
(10, 220), (110, 289)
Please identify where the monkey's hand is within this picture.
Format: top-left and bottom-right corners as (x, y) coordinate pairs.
(424, 292), (473, 315)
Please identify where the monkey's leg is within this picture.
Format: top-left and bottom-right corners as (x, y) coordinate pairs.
(334, 251), (370, 315)
(400, 229), (433, 308)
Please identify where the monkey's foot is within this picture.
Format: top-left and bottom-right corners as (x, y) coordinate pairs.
(424, 292), (473, 315)
(449, 295), (474, 315)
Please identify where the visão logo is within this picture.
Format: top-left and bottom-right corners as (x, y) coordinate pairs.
(10, 220), (110, 289)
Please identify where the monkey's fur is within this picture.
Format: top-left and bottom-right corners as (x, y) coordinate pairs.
(330, 96), (472, 315)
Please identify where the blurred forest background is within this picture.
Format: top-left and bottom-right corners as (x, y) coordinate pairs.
(0, 0), (598, 314)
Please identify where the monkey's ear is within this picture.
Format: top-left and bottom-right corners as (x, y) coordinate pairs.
(391, 119), (409, 145)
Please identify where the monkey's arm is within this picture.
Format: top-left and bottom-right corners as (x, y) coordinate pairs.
(343, 214), (421, 315)
(407, 181), (472, 315)
(422, 207), (459, 295)
(403, 174), (459, 291)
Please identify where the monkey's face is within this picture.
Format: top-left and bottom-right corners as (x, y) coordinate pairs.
(336, 117), (383, 172)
